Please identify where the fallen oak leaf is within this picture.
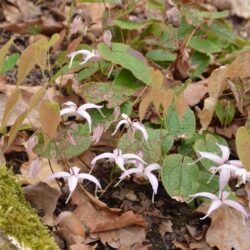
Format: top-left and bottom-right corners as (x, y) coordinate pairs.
(198, 204), (250, 250)
(71, 189), (146, 233)
(23, 182), (60, 226)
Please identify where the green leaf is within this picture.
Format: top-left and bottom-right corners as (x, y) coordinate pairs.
(146, 49), (176, 62)
(80, 82), (135, 108)
(113, 19), (146, 30)
(2, 53), (19, 74)
(194, 134), (228, 169)
(77, 63), (99, 81)
(188, 36), (222, 54)
(0, 38), (14, 75)
(196, 169), (219, 194)
(215, 99), (235, 126)
(162, 134), (174, 155)
(34, 124), (91, 159)
(162, 154), (199, 200)
(164, 106), (196, 139)
(190, 51), (210, 78)
(113, 69), (144, 89)
(192, 10), (229, 19)
(97, 43), (152, 84)
(118, 128), (168, 163)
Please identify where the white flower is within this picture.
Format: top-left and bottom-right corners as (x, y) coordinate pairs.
(91, 148), (146, 175)
(195, 143), (242, 167)
(68, 49), (100, 68)
(115, 158), (161, 202)
(46, 166), (101, 203)
(210, 164), (250, 191)
(190, 191), (248, 222)
(60, 101), (104, 132)
(112, 114), (148, 142)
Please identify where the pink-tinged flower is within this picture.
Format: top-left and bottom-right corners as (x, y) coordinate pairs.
(194, 143), (242, 167)
(26, 135), (38, 153)
(68, 49), (100, 68)
(28, 157), (42, 178)
(91, 124), (104, 144)
(60, 101), (104, 132)
(91, 148), (146, 175)
(190, 191), (248, 221)
(69, 16), (85, 36)
(46, 166), (101, 203)
(209, 164), (248, 192)
(103, 30), (112, 47)
(115, 159), (161, 202)
(112, 114), (148, 142)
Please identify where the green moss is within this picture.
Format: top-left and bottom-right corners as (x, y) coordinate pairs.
(0, 166), (59, 250)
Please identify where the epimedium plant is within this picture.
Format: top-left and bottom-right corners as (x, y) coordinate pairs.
(1, 0), (250, 223)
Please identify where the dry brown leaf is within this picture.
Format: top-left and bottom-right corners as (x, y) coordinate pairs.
(95, 226), (147, 250)
(183, 81), (208, 106)
(139, 68), (173, 120)
(159, 220), (173, 236)
(70, 244), (92, 250)
(236, 126), (250, 171)
(209, 0), (250, 18)
(20, 158), (64, 190)
(58, 211), (85, 237)
(72, 189), (146, 233)
(199, 51), (250, 131)
(201, 206), (250, 250)
(23, 182), (60, 226)
(39, 98), (60, 147)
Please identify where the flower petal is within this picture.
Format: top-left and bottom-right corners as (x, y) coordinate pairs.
(146, 172), (159, 195)
(229, 160), (243, 168)
(91, 152), (115, 166)
(60, 107), (77, 116)
(116, 168), (143, 186)
(68, 175), (78, 193)
(145, 163), (161, 173)
(68, 50), (90, 68)
(77, 109), (92, 132)
(132, 122), (148, 141)
(112, 120), (130, 136)
(78, 173), (101, 189)
(115, 156), (126, 172)
(219, 167), (231, 192)
(223, 200), (248, 218)
(70, 166), (81, 175)
(190, 192), (218, 201)
(122, 153), (146, 164)
(80, 103), (103, 111)
(62, 101), (77, 108)
(217, 144), (230, 163)
(65, 175), (78, 203)
(198, 151), (223, 165)
(201, 200), (222, 219)
(46, 172), (70, 181)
